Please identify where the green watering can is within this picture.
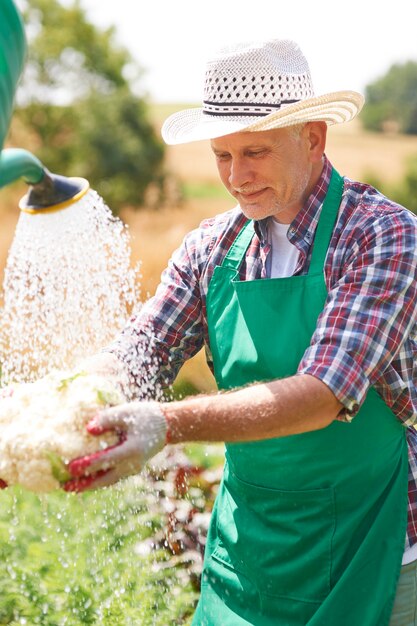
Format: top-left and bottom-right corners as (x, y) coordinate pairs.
(0, 0), (88, 211)
(0, 0), (26, 155)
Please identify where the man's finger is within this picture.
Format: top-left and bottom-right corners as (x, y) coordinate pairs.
(68, 438), (140, 478)
(86, 404), (136, 434)
(64, 460), (140, 492)
(77, 462), (137, 490)
(68, 449), (112, 478)
(67, 437), (122, 477)
(63, 469), (111, 493)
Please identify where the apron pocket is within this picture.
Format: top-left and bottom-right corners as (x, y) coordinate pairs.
(213, 472), (335, 603)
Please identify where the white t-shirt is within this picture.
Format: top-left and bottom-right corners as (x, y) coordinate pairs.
(267, 218), (299, 278)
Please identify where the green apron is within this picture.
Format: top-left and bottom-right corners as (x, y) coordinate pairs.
(192, 170), (409, 625)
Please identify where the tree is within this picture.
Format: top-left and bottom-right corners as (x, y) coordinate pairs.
(9, 0), (166, 211)
(363, 155), (417, 214)
(391, 155), (417, 213)
(362, 61), (417, 135)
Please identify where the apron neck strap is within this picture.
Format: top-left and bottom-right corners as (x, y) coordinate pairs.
(220, 168), (344, 273)
(308, 168), (344, 273)
(221, 218), (254, 270)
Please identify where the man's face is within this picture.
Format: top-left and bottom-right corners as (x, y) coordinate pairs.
(211, 125), (324, 224)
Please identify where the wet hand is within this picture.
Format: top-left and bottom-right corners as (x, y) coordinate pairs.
(63, 401), (167, 492)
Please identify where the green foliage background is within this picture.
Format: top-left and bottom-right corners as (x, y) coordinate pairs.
(362, 61), (417, 135)
(11, 0), (166, 212)
(364, 153), (417, 214)
(0, 480), (197, 625)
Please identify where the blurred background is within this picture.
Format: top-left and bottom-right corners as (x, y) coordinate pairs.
(2, 0), (417, 394)
(1, 3), (417, 624)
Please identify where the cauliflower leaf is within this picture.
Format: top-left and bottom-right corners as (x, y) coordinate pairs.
(45, 451), (71, 483)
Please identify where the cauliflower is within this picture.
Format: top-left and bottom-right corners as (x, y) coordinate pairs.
(0, 369), (124, 492)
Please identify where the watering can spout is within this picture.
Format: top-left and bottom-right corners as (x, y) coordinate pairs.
(0, 148), (44, 187)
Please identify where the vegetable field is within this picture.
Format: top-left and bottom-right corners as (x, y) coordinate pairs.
(0, 486), (188, 625)
(0, 443), (223, 625)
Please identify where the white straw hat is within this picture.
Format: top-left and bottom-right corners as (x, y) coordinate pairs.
(161, 39), (364, 145)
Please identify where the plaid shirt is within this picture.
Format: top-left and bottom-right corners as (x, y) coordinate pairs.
(108, 156), (417, 549)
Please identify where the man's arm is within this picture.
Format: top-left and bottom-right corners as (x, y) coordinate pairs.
(299, 203), (417, 421)
(64, 373), (342, 491)
(164, 373), (342, 443)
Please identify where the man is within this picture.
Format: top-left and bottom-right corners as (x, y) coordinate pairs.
(66, 39), (417, 625)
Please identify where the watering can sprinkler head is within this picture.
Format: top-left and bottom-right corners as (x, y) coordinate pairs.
(0, 147), (89, 213)
(19, 170), (90, 214)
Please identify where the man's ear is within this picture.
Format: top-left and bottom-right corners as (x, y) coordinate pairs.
(304, 121), (327, 163)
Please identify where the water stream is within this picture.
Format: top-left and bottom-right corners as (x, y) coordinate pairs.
(0, 190), (140, 385)
(0, 191), (201, 624)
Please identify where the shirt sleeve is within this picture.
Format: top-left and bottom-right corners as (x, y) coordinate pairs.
(104, 227), (207, 399)
(298, 206), (417, 420)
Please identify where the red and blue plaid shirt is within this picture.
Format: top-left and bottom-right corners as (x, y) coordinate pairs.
(108, 156), (417, 549)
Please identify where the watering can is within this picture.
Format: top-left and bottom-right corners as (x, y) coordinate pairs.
(0, 0), (26, 155)
(0, 0), (88, 212)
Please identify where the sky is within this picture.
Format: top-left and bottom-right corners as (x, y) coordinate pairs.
(78, 0), (417, 104)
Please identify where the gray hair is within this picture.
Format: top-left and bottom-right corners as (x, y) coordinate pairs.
(287, 123), (307, 138)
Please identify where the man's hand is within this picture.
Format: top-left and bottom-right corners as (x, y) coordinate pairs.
(64, 401), (167, 493)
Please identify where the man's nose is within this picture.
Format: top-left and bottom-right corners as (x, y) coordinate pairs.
(228, 158), (252, 190)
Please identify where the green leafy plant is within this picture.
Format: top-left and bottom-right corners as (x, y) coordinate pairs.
(0, 477), (198, 625)
(0, 444), (224, 625)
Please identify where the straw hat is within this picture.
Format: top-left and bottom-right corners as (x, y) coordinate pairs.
(161, 39), (364, 145)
